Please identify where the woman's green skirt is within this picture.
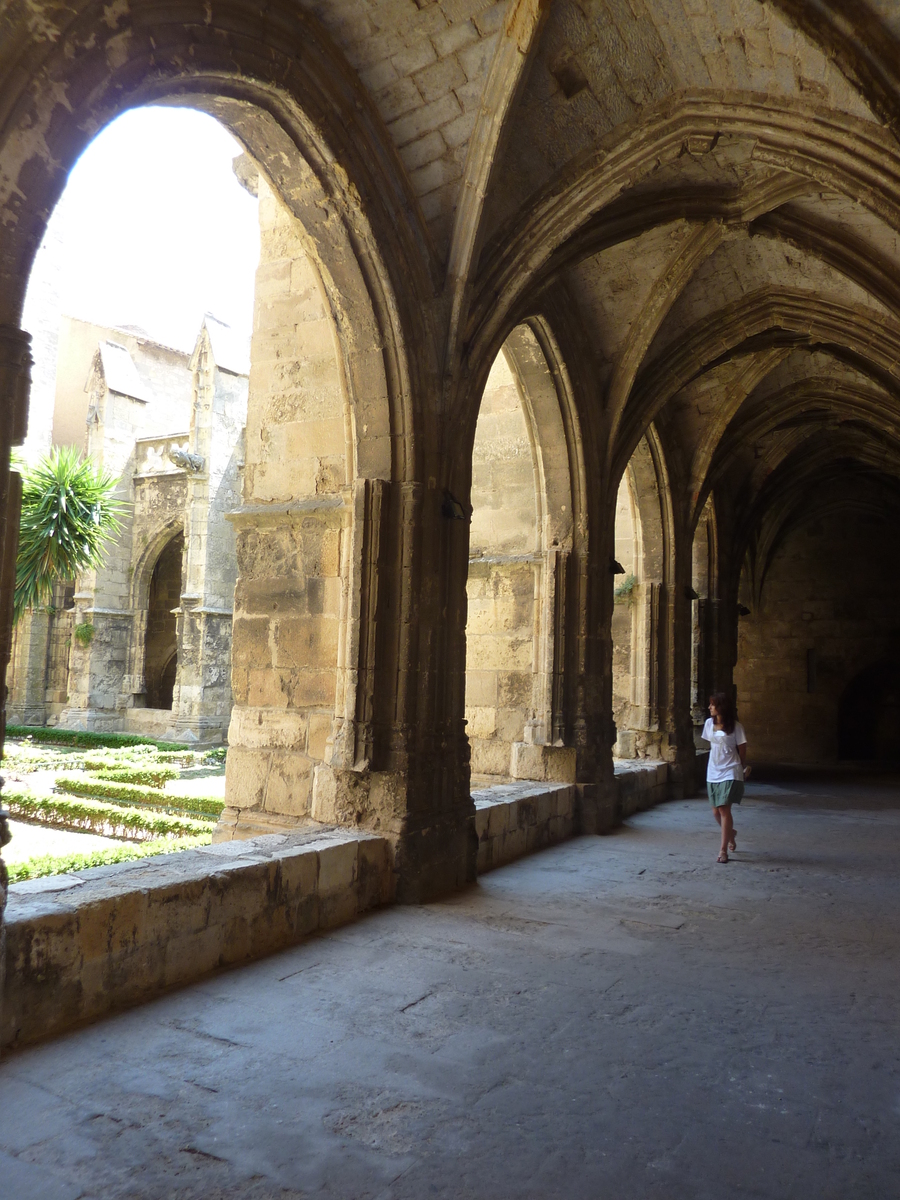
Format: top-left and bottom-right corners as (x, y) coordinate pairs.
(707, 779), (744, 807)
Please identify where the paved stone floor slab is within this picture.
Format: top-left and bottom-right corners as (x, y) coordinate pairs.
(2, 768), (899, 1199)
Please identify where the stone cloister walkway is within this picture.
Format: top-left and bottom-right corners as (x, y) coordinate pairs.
(2, 769), (899, 1200)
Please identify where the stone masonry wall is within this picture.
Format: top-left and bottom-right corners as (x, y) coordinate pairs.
(222, 177), (349, 833)
(466, 558), (536, 775)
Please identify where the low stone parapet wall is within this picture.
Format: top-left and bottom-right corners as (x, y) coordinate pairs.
(2, 828), (393, 1050)
(613, 758), (670, 818)
(473, 781), (577, 873)
(3, 758), (696, 1049)
(473, 763), (677, 874)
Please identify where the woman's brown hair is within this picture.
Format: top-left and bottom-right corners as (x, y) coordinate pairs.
(709, 691), (736, 735)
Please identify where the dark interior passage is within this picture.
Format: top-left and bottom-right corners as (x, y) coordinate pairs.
(145, 532), (183, 710)
(736, 472), (900, 764)
(838, 659), (900, 761)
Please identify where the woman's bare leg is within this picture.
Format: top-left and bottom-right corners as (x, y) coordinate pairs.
(718, 804), (734, 860)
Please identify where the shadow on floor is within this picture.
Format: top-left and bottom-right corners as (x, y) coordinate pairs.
(748, 761), (900, 810)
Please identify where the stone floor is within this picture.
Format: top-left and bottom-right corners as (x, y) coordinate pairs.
(2, 766), (899, 1200)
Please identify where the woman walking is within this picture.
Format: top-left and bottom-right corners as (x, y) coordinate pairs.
(701, 692), (748, 864)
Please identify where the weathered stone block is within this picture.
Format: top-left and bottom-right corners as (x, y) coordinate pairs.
(486, 801), (509, 837)
(226, 746), (270, 810)
(163, 924), (225, 988)
(501, 826), (527, 862)
(466, 705), (497, 739)
(273, 615), (340, 666)
(358, 836), (395, 909)
(318, 839), (359, 894)
(264, 751), (314, 817)
(307, 711), (334, 760)
(464, 669), (498, 706)
(272, 845), (319, 898)
(511, 742), (577, 782)
(287, 668), (337, 708)
(318, 886), (359, 931)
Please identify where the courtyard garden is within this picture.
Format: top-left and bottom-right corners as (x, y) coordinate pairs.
(1, 727), (226, 882)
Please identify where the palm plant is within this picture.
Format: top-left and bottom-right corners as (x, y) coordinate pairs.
(14, 447), (124, 624)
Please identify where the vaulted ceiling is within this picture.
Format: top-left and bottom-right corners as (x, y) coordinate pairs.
(2, 0), (900, 589)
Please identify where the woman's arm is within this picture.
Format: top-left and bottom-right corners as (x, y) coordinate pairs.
(738, 743), (747, 767)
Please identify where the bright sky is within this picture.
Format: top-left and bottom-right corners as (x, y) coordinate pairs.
(22, 105), (260, 457)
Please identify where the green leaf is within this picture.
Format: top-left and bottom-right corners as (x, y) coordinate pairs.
(14, 446), (126, 624)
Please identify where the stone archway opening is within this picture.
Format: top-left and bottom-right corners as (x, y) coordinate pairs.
(465, 350), (540, 779)
(611, 467), (638, 755)
(9, 105), (259, 741)
(144, 531), (184, 712)
(690, 499), (716, 736)
(462, 322), (581, 786)
(611, 435), (668, 760)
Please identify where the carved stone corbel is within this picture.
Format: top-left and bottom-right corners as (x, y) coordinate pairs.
(169, 447), (205, 472)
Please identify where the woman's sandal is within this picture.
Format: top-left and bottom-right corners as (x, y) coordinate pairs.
(728, 828), (737, 852)
(717, 851), (729, 864)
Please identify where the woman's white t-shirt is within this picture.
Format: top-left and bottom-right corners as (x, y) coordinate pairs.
(702, 718), (747, 782)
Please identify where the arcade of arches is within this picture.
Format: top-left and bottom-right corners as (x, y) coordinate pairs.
(2, 0), (900, 921)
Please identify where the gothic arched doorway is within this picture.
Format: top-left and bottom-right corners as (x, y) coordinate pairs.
(145, 533), (184, 711)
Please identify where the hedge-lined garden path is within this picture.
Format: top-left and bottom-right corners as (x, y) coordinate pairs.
(2, 735), (227, 878)
(4, 818), (127, 863)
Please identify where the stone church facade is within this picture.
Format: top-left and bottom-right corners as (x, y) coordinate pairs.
(0, 0), (898, 908)
(7, 314), (247, 743)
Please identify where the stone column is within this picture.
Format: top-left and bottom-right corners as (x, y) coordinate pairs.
(222, 476), (478, 903)
(173, 326), (246, 743)
(623, 579), (666, 756)
(0, 325), (33, 1039)
(60, 602), (134, 731)
(174, 603), (235, 743)
(694, 597), (721, 721)
(6, 606), (51, 725)
(663, 532), (702, 798)
(310, 476), (478, 902)
(569, 534), (618, 834)
(510, 547), (578, 783)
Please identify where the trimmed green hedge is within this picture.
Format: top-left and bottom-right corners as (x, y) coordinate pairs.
(5, 789), (212, 839)
(94, 766), (180, 788)
(2, 749), (85, 773)
(80, 748), (186, 773)
(156, 750), (205, 766)
(7, 834), (213, 883)
(54, 775), (224, 819)
(6, 725), (194, 751)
